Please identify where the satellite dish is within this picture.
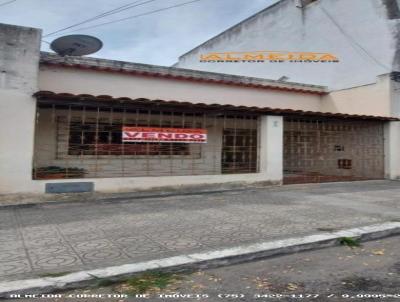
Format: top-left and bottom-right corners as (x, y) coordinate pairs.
(50, 35), (103, 57)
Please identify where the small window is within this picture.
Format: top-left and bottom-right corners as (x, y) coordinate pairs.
(334, 145), (345, 152)
(338, 159), (352, 170)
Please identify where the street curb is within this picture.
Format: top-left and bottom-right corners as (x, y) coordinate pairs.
(0, 187), (250, 210)
(1, 180), (394, 209)
(1, 222), (400, 297)
(0, 181), (275, 209)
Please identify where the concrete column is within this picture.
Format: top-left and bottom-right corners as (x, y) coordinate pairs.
(259, 115), (284, 182)
(384, 121), (400, 180)
(0, 23), (42, 194)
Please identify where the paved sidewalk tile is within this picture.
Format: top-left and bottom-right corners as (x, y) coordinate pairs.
(0, 180), (399, 281)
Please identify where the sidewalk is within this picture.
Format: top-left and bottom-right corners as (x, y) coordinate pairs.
(0, 180), (399, 283)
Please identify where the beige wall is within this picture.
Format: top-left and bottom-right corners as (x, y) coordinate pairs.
(39, 67), (395, 118)
(321, 75), (392, 117)
(38, 66), (323, 112)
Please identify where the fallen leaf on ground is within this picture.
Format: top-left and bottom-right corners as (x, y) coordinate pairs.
(287, 283), (299, 291)
(252, 277), (271, 289)
(192, 284), (206, 290)
(206, 274), (222, 282)
(372, 249), (385, 255)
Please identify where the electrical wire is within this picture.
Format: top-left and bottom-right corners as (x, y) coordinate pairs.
(319, 5), (391, 72)
(58, 0), (204, 35)
(44, 0), (161, 37)
(0, 0), (16, 8)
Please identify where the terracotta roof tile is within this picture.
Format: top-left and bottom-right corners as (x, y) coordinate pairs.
(34, 91), (398, 121)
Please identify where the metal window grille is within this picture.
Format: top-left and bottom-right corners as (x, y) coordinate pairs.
(33, 102), (260, 179)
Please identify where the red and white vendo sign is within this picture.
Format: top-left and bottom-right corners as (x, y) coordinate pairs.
(122, 127), (208, 144)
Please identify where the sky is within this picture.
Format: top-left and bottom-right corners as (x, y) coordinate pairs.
(0, 0), (278, 66)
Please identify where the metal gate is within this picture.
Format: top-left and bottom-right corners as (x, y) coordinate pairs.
(221, 128), (258, 174)
(283, 117), (385, 184)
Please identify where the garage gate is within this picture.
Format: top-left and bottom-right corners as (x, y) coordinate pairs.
(283, 117), (385, 184)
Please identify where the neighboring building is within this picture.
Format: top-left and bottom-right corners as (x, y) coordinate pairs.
(175, 0), (400, 91)
(0, 22), (399, 196)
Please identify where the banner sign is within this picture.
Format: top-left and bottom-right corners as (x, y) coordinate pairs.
(199, 51), (339, 63)
(122, 127), (207, 144)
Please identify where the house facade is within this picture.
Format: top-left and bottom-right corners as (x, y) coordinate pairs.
(0, 23), (399, 195)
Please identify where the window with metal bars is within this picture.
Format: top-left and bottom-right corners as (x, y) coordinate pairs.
(221, 128), (258, 174)
(68, 121), (190, 156)
(33, 103), (260, 179)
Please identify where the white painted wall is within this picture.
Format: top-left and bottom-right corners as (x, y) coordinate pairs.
(15, 173), (281, 195)
(176, 0), (397, 90)
(384, 75), (400, 179)
(390, 76), (400, 116)
(384, 122), (400, 179)
(0, 24), (41, 195)
(259, 116), (283, 181)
